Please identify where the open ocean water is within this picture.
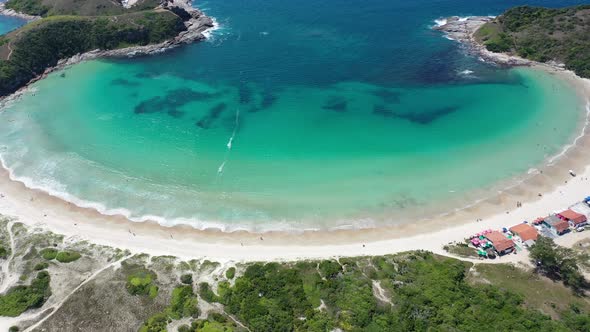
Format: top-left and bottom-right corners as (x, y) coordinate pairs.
(0, 0), (587, 231)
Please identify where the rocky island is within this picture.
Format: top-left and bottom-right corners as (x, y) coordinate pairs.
(0, 0), (214, 96)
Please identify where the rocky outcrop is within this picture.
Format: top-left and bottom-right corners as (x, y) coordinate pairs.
(52, 7), (214, 62)
(433, 16), (532, 67)
(0, 3), (41, 21)
(15, 9), (214, 94)
(0, 0), (215, 102)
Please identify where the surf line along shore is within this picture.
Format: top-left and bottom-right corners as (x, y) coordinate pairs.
(0, 0), (217, 108)
(0, 16), (589, 262)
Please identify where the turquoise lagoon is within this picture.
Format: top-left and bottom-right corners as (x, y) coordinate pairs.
(0, 0), (587, 230)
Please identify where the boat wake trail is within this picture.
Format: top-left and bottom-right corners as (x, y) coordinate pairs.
(217, 107), (240, 176)
(227, 107), (240, 149)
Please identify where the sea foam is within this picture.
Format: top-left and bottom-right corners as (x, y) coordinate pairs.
(433, 18), (447, 27)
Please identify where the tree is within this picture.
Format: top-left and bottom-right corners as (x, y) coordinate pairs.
(530, 236), (588, 294)
(530, 236), (561, 277)
(180, 273), (193, 285)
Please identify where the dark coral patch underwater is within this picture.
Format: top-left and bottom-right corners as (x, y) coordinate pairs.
(373, 105), (459, 124)
(134, 88), (220, 118)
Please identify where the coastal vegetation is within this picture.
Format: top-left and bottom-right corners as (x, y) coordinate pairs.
(0, 221), (589, 331)
(475, 5), (590, 77)
(40, 247), (81, 262)
(0, 271), (51, 317)
(125, 265), (159, 299)
(0, 10), (186, 96)
(443, 241), (479, 258)
(204, 252), (589, 331)
(530, 236), (589, 295)
(4, 0), (161, 17)
(139, 285), (199, 331)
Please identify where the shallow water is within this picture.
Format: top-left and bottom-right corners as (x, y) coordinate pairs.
(0, 0), (587, 230)
(0, 13), (24, 34)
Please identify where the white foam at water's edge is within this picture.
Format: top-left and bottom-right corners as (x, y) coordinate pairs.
(201, 17), (221, 40)
(433, 18), (447, 27)
(548, 100), (590, 164)
(0, 153), (346, 233)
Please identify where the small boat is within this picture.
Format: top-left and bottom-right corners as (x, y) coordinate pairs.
(569, 170), (576, 177)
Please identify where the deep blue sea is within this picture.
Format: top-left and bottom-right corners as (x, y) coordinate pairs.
(132, 0), (589, 87)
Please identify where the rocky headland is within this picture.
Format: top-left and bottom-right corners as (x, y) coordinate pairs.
(43, 0), (215, 75)
(434, 5), (590, 78)
(0, 3), (40, 21)
(433, 16), (533, 67)
(0, 0), (215, 100)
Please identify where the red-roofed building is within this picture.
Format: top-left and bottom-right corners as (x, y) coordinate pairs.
(509, 223), (538, 243)
(485, 231), (515, 255)
(559, 209), (588, 228)
(543, 215), (570, 236)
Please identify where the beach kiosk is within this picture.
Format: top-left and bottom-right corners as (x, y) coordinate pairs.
(543, 215), (570, 236)
(485, 231), (515, 256)
(558, 209), (588, 229)
(509, 223), (538, 246)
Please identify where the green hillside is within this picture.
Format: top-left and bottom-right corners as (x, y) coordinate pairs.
(4, 0), (161, 16)
(0, 10), (186, 95)
(475, 5), (590, 78)
(0, 0), (207, 96)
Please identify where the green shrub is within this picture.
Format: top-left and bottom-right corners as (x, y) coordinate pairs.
(138, 312), (169, 332)
(208, 312), (228, 323)
(148, 285), (159, 299)
(180, 273), (193, 285)
(126, 270), (158, 297)
(319, 260), (342, 279)
(55, 251), (81, 263)
(198, 282), (218, 303)
(216, 281), (230, 302)
(8, 326), (19, 332)
(225, 267), (235, 279)
(139, 285), (199, 330)
(40, 248), (57, 260)
(33, 262), (49, 271)
(177, 324), (190, 332)
(167, 285), (199, 319)
(0, 271), (51, 316)
(0, 246), (8, 259)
